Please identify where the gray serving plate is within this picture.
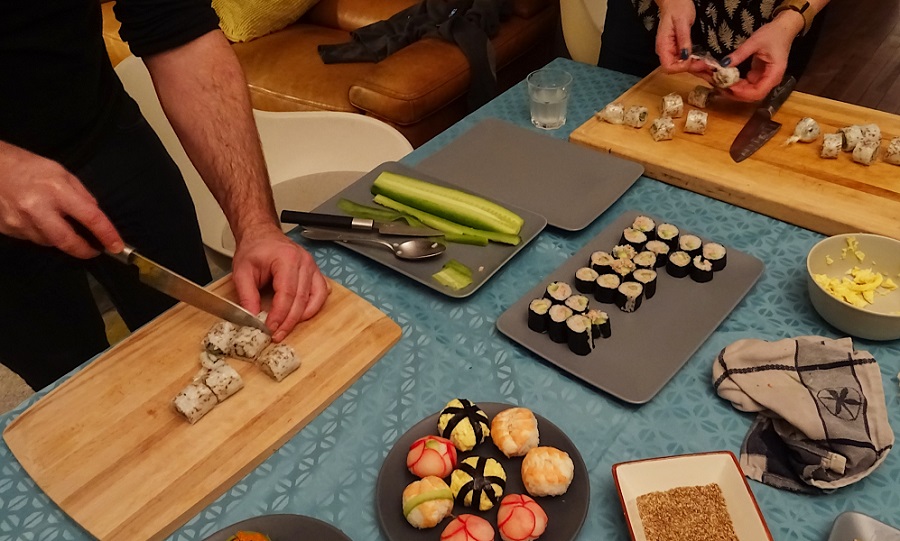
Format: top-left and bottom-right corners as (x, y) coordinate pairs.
(309, 161), (546, 298)
(375, 402), (590, 541)
(416, 118), (644, 231)
(496, 210), (765, 404)
(828, 511), (900, 541)
(202, 514), (350, 541)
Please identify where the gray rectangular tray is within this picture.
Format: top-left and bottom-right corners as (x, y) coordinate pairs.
(416, 118), (644, 231)
(496, 210), (765, 404)
(828, 511), (900, 541)
(309, 161), (547, 298)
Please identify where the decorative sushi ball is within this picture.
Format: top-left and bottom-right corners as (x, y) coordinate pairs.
(491, 407), (540, 458)
(438, 399), (491, 452)
(450, 456), (507, 511)
(521, 446), (574, 497)
(440, 514), (496, 541)
(402, 476), (454, 529)
(407, 435), (458, 479)
(497, 494), (548, 541)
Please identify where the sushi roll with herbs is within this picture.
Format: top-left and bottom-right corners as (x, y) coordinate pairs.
(202, 321), (237, 356)
(597, 102), (625, 124)
(527, 298), (553, 333)
(566, 314), (594, 356)
(821, 133), (842, 159)
(691, 256), (714, 283)
(173, 381), (218, 424)
(574, 267), (599, 294)
(620, 227), (648, 251)
(564, 294), (590, 315)
(451, 456), (507, 511)
(702, 242), (728, 271)
(860, 123), (881, 144)
(785, 117), (821, 145)
(649, 117), (675, 141)
(624, 105), (649, 128)
(585, 308), (611, 339)
(497, 494), (548, 541)
(644, 240), (670, 266)
(886, 137), (900, 166)
(230, 325), (271, 360)
(491, 407), (540, 458)
(632, 269), (658, 299)
(838, 125), (863, 152)
(440, 514), (495, 541)
(594, 274), (621, 304)
(543, 281), (572, 305)
(521, 446), (574, 497)
(589, 250), (616, 274)
(655, 223), (680, 249)
(616, 282), (644, 312)
(683, 109), (708, 135)
(660, 93), (684, 118)
(678, 234), (703, 258)
(257, 344), (300, 382)
(439, 399), (491, 452)
(712, 66), (740, 88)
(667, 250), (692, 278)
(687, 85), (712, 108)
(853, 140), (880, 166)
(407, 435), (458, 479)
(547, 304), (573, 343)
(402, 476), (454, 529)
(203, 362), (244, 402)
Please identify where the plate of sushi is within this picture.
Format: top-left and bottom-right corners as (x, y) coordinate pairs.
(375, 399), (590, 541)
(202, 514), (351, 541)
(305, 161), (547, 298)
(496, 210), (764, 404)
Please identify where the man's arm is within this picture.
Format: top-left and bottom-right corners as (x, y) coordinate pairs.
(142, 29), (329, 341)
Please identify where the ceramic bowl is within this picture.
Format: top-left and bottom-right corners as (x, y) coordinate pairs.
(612, 451), (772, 541)
(806, 233), (900, 341)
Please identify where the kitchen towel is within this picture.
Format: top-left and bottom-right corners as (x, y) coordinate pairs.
(712, 336), (893, 492)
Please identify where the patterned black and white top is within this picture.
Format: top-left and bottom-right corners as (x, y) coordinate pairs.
(631, 0), (779, 55)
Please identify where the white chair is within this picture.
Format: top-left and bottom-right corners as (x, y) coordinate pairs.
(560, 0), (608, 65)
(114, 55), (414, 258)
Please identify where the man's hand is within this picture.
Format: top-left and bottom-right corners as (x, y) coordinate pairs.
(0, 141), (123, 258)
(654, 0), (701, 73)
(231, 224), (330, 342)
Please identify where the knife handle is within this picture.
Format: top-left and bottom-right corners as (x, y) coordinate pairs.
(65, 217), (135, 264)
(280, 210), (374, 231)
(762, 75), (797, 115)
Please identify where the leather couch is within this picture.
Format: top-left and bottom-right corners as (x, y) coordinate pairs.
(102, 0), (559, 147)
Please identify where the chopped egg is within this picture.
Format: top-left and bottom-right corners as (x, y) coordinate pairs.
(814, 266), (898, 309)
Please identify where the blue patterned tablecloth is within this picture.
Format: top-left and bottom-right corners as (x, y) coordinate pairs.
(2, 58), (899, 541)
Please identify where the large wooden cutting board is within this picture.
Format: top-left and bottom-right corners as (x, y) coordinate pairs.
(3, 277), (400, 541)
(570, 69), (900, 239)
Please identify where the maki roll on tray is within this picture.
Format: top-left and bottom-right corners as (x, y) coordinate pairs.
(586, 308), (611, 339)
(547, 304), (573, 343)
(632, 250), (657, 270)
(574, 267), (599, 294)
(644, 240), (669, 267)
(590, 251), (615, 274)
(616, 281), (644, 313)
(620, 227), (647, 252)
(566, 314), (594, 356)
(527, 298), (553, 333)
(632, 268), (658, 299)
(702, 242), (727, 271)
(691, 256), (714, 283)
(667, 250), (691, 278)
(564, 294), (590, 315)
(655, 223), (679, 249)
(544, 281), (572, 305)
(678, 234), (703, 258)
(594, 274), (621, 303)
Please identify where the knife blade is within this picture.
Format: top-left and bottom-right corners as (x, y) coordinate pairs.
(729, 75), (797, 163)
(280, 210), (443, 237)
(107, 246), (271, 334)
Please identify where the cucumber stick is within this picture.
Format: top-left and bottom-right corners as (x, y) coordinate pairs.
(371, 171), (524, 236)
(374, 195), (520, 246)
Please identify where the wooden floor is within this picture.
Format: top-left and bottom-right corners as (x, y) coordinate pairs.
(796, 0), (900, 114)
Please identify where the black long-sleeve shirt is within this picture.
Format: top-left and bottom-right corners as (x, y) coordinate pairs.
(0, 0), (219, 170)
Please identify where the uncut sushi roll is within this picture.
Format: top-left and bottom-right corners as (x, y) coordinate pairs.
(585, 308), (611, 339)
(611, 244), (637, 260)
(451, 456), (507, 511)
(649, 117), (675, 141)
(660, 93), (684, 118)
(439, 399), (491, 452)
(173, 381), (218, 424)
(620, 227), (648, 251)
(631, 215), (656, 239)
(402, 476), (454, 529)
(691, 256), (714, 283)
(203, 362), (244, 401)
(594, 274), (620, 304)
(564, 294), (590, 315)
(616, 281), (644, 313)
(574, 267), (599, 294)
(702, 242), (728, 271)
(527, 298), (553, 333)
(202, 321), (237, 356)
(821, 133), (842, 159)
(543, 281), (572, 305)
(632, 250), (657, 270)
(644, 240), (669, 267)
(667, 250), (691, 278)
(655, 223), (679, 249)
(589, 250), (616, 274)
(624, 105), (649, 128)
(678, 234), (703, 258)
(610, 258), (636, 282)
(258, 344), (301, 382)
(684, 109), (708, 135)
(566, 314), (594, 356)
(632, 268), (658, 300)
(547, 304), (573, 343)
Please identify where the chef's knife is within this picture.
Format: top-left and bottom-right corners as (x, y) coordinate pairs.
(729, 75), (797, 163)
(280, 210), (443, 237)
(68, 219), (269, 333)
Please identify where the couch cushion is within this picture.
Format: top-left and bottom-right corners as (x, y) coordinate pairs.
(214, 0), (322, 42)
(302, 0), (421, 32)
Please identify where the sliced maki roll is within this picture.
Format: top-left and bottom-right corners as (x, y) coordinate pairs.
(655, 223), (680, 249)
(678, 234), (703, 258)
(564, 294), (590, 315)
(611, 244), (637, 260)
(632, 268), (658, 299)
(566, 314), (594, 356)
(585, 308), (611, 339)
(594, 273), (621, 303)
(620, 227), (648, 252)
(631, 215), (656, 239)
(691, 256), (714, 283)
(548, 304), (573, 343)
(632, 250), (657, 270)
(527, 298), (553, 333)
(667, 250), (691, 278)
(610, 258), (636, 282)
(544, 281), (572, 305)
(574, 267), (599, 294)
(590, 251), (616, 274)
(616, 281), (644, 313)
(644, 240), (670, 267)
(702, 242), (727, 271)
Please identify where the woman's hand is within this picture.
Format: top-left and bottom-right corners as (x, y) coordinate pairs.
(654, 0), (704, 73)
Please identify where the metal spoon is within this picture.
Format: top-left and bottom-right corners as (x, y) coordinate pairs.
(300, 228), (446, 260)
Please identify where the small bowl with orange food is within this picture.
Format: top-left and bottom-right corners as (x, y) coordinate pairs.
(806, 233), (900, 341)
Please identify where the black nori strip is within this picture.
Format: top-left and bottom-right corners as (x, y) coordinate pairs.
(566, 315), (593, 356)
(439, 399), (489, 445)
(455, 457), (506, 509)
(527, 298), (552, 333)
(586, 309), (611, 339)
